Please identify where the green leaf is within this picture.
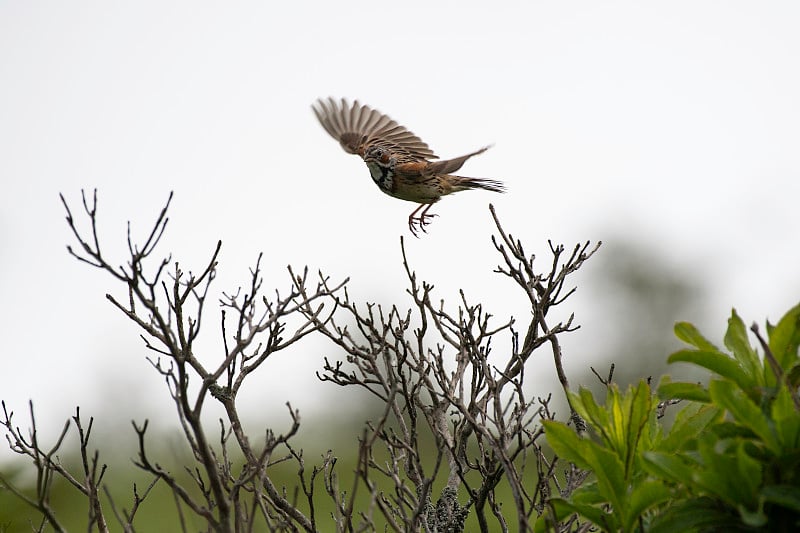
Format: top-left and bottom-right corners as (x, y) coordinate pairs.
(675, 321), (719, 351)
(571, 382), (655, 478)
(694, 435), (761, 509)
(787, 363), (800, 388)
(604, 382), (653, 473)
(534, 498), (575, 533)
(570, 387), (609, 434)
(761, 484), (800, 513)
(623, 381), (652, 459)
(668, 349), (752, 391)
(648, 497), (744, 533)
(542, 421), (590, 469)
(713, 421), (758, 440)
(657, 381), (711, 403)
(624, 480), (672, 531)
(735, 440), (763, 492)
(584, 444), (627, 514)
(710, 380), (780, 454)
(536, 499), (614, 532)
(659, 403), (722, 453)
(545, 419), (628, 512)
(772, 386), (800, 449)
(737, 501), (768, 527)
(724, 309), (763, 385)
(769, 303), (800, 370)
(570, 482), (605, 505)
(606, 385), (626, 452)
(641, 451), (697, 488)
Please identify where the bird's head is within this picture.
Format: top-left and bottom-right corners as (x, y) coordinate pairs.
(364, 145), (393, 167)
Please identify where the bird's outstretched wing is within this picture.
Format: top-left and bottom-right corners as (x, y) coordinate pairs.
(312, 98), (437, 161)
(424, 145), (492, 176)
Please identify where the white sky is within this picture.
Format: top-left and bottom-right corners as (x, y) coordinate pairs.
(1, 2), (799, 446)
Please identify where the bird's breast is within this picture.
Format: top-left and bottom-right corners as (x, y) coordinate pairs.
(366, 161), (394, 192)
(365, 160), (442, 203)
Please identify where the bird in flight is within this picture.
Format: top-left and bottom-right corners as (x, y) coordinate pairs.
(312, 98), (505, 236)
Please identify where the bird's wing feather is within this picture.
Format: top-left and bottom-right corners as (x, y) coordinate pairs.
(312, 98), (437, 161)
(424, 146), (492, 175)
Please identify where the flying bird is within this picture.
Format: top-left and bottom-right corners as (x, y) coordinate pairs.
(312, 98), (505, 236)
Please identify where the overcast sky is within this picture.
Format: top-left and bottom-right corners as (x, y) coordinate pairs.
(1, 2), (799, 447)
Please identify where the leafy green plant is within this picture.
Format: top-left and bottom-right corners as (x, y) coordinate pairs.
(539, 382), (719, 532)
(539, 303), (800, 532)
(645, 304), (800, 531)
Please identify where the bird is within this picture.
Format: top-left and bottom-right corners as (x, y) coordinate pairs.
(312, 97), (505, 236)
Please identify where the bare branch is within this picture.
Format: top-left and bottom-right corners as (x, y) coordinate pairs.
(5, 195), (599, 532)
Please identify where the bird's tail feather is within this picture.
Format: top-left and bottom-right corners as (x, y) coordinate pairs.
(453, 176), (506, 194)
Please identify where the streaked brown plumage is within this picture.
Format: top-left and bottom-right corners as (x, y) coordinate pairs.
(312, 97), (505, 236)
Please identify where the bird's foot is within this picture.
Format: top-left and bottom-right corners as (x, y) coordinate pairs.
(408, 211), (438, 238)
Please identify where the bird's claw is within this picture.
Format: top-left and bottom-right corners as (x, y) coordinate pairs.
(408, 212), (438, 238)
